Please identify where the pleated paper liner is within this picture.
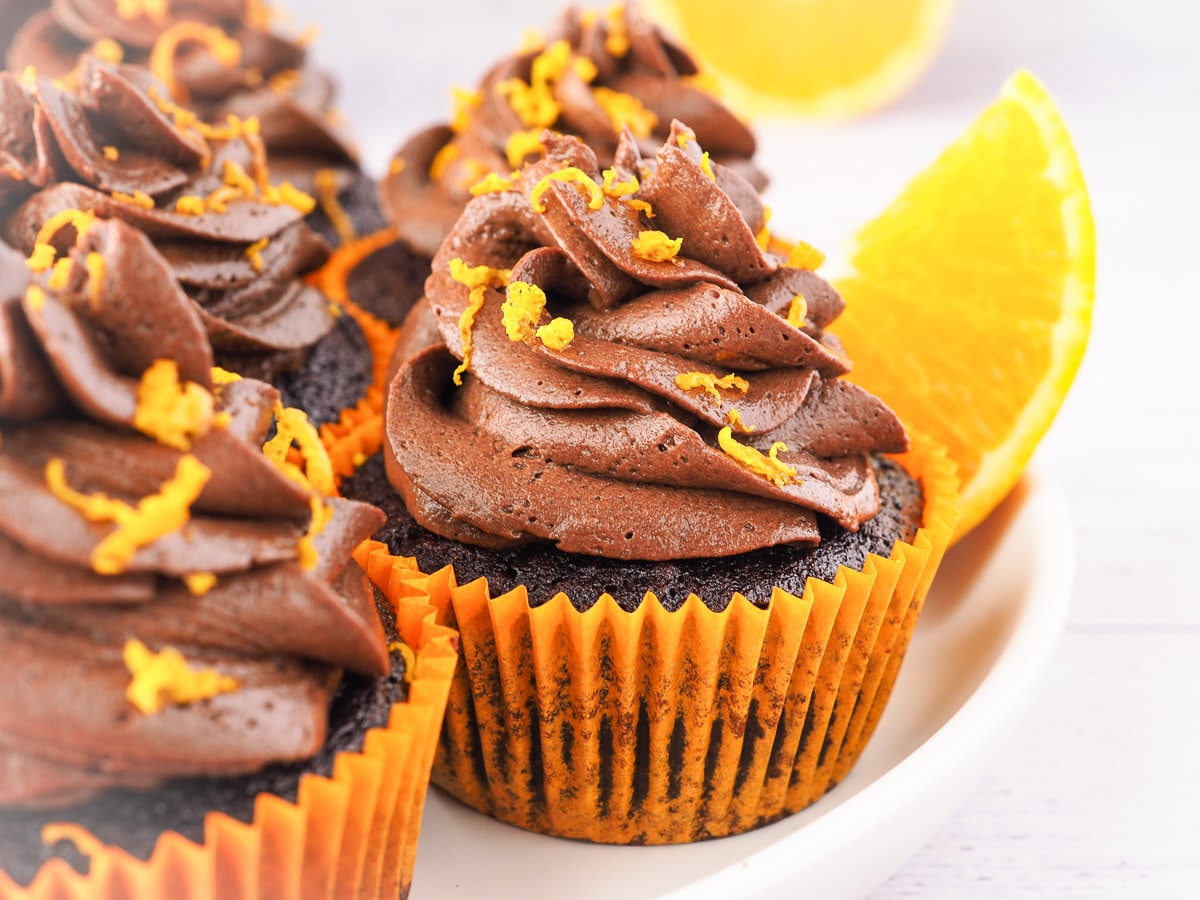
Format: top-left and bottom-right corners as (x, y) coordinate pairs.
(0, 565), (457, 900)
(307, 229), (403, 485)
(384, 432), (959, 844)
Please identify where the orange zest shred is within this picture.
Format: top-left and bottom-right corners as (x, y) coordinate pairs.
(699, 151), (716, 181)
(496, 39), (573, 128)
(428, 142), (460, 182)
(111, 190), (155, 208)
(24, 285), (46, 311)
(450, 86), (483, 133)
(102, 145), (120, 161)
(45, 455), (212, 575)
(448, 257), (511, 385)
(755, 204), (774, 249)
(604, 3), (631, 56)
(726, 408), (754, 432)
(785, 240), (826, 270)
(83, 252), (106, 311)
(91, 38), (124, 63)
(675, 371), (750, 401)
(184, 571), (217, 595)
(786, 293), (809, 328)
(211, 366), (242, 385)
(536, 317), (574, 350)
(132, 359), (214, 450)
(505, 128), (546, 168)
(530, 166), (605, 213)
(717, 426), (798, 486)
(592, 86), (657, 137)
(116, 0), (167, 23)
(47, 258), (72, 291)
(268, 68), (300, 94)
(314, 168), (356, 244)
(469, 172), (516, 196)
(631, 229), (683, 262)
(149, 22), (242, 102)
(501, 280), (547, 342)
(30, 209), (95, 272)
(244, 237), (269, 271)
(175, 195), (206, 215)
(262, 401), (336, 497)
(123, 638), (240, 715)
(600, 167), (639, 198)
(389, 156), (406, 175)
(296, 494), (333, 571)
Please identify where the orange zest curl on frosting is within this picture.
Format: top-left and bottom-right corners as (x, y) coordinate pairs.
(210, 366), (242, 385)
(592, 86), (657, 138)
(786, 293), (809, 328)
(785, 240), (826, 271)
(47, 258), (72, 291)
(133, 359), (215, 451)
(123, 638), (241, 715)
(116, 0), (167, 23)
(91, 38), (124, 64)
(469, 172), (516, 196)
(754, 205), (774, 249)
(631, 230), (683, 262)
(717, 427), (799, 486)
(726, 408), (754, 433)
(451, 86), (483, 133)
(29, 209), (95, 272)
(263, 402), (336, 497)
(244, 237), (269, 271)
(102, 145), (120, 161)
(530, 166), (605, 213)
(497, 39), (574, 129)
(505, 129), (545, 168)
(502, 280), (546, 342)
(174, 194), (205, 215)
(699, 151), (716, 182)
(184, 571), (217, 595)
(428, 143), (460, 182)
(536, 317), (574, 350)
(149, 23), (242, 102)
(675, 371), (750, 401)
(603, 3), (631, 56)
(45, 454), (212, 575)
(601, 167), (639, 198)
(296, 494), (333, 571)
(83, 252), (106, 311)
(112, 189), (155, 209)
(448, 257), (511, 385)
(24, 285), (45, 311)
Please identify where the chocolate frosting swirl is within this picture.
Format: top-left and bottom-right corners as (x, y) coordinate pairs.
(380, 1), (764, 258)
(386, 127), (906, 561)
(2, 0), (358, 187)
(0, 219), (387, 808)
(0, 57), (337, 377)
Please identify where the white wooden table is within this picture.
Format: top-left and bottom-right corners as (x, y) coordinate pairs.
(292, 0), (1200, 894)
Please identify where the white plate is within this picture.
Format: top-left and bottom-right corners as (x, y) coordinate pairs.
(409, 465), (1075, 899)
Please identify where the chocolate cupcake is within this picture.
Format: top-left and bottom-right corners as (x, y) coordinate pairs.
(341, 125), (959, 842)
(0, 219), (455, 895)
(0, 56), (379, 425)
(1, 0), (382, 245)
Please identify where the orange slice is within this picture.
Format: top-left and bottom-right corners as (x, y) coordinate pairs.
(832, 70), (1095, 539)
(644, 0), (957, 118)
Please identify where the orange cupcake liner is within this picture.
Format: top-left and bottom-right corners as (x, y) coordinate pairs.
(392, 431), (959, 844)
(307, 229), (405, 484)
(0, 559), (457, 900)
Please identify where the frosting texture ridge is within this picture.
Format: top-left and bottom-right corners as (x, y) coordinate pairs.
(385, 127), (907, 561)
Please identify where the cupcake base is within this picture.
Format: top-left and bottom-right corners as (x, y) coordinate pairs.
(0, 570), (457, 898)
(348, 434), (958, 844)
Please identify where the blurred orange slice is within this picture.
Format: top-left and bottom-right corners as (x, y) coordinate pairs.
(832, 70), (1095, 539)
(645, 0), (957, 118)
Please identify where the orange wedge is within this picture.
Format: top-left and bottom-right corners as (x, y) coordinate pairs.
(832, 70), (1095, 540)
(644, 0), (957, 118)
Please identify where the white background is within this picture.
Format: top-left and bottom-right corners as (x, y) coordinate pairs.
(287, 0), (1200, 894)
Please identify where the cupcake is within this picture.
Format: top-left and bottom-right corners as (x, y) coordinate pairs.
(1, 0), (382, 245)
(0, 56), (379, 426)
(341, 124), (958, 842)
(0, 218), (455, 895)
